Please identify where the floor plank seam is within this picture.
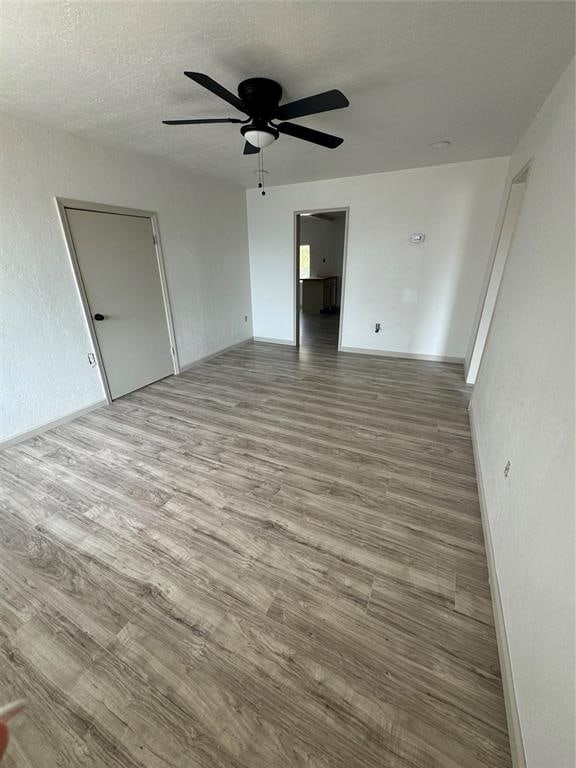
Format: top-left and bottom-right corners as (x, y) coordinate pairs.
(0, 314), (511, 767)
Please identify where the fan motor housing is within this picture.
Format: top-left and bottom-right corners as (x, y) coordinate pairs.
(238, 78), (282, 121)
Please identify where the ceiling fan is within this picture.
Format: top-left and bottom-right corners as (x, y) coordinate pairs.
(162, 72), (349, 155)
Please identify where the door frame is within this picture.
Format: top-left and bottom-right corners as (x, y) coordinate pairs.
(56, 198), (180, 403)
(293, 207), (350, 348)
(465, 160), (531, 383)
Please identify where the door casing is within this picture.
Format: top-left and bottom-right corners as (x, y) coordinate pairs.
(56, 198), (180, 403)
(293, 207), (350, 349)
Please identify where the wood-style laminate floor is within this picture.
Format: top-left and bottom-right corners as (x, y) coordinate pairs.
(0, 318), (511, 767)
(299, 310), (340, 350)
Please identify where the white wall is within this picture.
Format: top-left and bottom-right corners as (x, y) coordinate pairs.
(466, 180), (527, 383)
(470, 60), (575, 768)
(247, 158), (509, 355)
(300, 215), (345, 279)
(0, 113), (252, 443)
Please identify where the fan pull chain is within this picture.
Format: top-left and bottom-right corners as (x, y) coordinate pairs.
(256, 148), (266, 196)
(261, 147), (266, 196)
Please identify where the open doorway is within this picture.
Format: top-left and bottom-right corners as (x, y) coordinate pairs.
(295, 209), (349, 350)
(466, 164), (530, 383)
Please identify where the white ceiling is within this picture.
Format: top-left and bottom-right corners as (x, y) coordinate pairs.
(1, 1), (573, 187)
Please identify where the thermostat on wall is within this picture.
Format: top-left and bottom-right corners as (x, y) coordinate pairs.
(410, 233), (426, 244)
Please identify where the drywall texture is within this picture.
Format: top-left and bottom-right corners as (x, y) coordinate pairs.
(471, 60), (575, 768)
(247, 158), (509, 353)
(1, 1), (573, 186)
(0, 113), (252, 443)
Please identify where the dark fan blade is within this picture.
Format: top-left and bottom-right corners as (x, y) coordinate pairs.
(276, 89), (349, 120)
(184, 72), (246, 113)
(243, 142), (260, 155)
(276, 122), (343, 148)
(163, 118), (244, 125)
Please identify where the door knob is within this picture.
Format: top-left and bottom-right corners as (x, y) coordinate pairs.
(94, 313), (105, 321)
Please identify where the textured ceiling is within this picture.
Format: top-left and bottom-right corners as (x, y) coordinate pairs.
(1, 1), (574, 187)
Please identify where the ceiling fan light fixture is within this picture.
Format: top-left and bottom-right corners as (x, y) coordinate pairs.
(164, 74), (348, 157)
(241, 124), (278, 148)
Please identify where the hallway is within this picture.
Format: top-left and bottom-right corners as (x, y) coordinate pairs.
(299, 310), (340, 350)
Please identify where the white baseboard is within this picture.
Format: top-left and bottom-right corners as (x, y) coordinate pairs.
(0, 400), (107, 450)
(469, 403), (526, 768)
(253, 336), (296, 346)
(338, 345), (463, 364)
(179, 338), (253, 373)
(2, 341), (253, 449)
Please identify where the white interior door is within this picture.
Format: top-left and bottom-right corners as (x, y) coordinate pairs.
(66, 208), (174, 399)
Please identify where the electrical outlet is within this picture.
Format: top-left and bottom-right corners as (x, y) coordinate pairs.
(375, 323), (381, 333)
(87, 353), (96, 367)
(244, 315), (248, 322)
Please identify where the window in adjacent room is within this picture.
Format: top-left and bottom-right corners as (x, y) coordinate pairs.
(299, 244), (310, 279)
